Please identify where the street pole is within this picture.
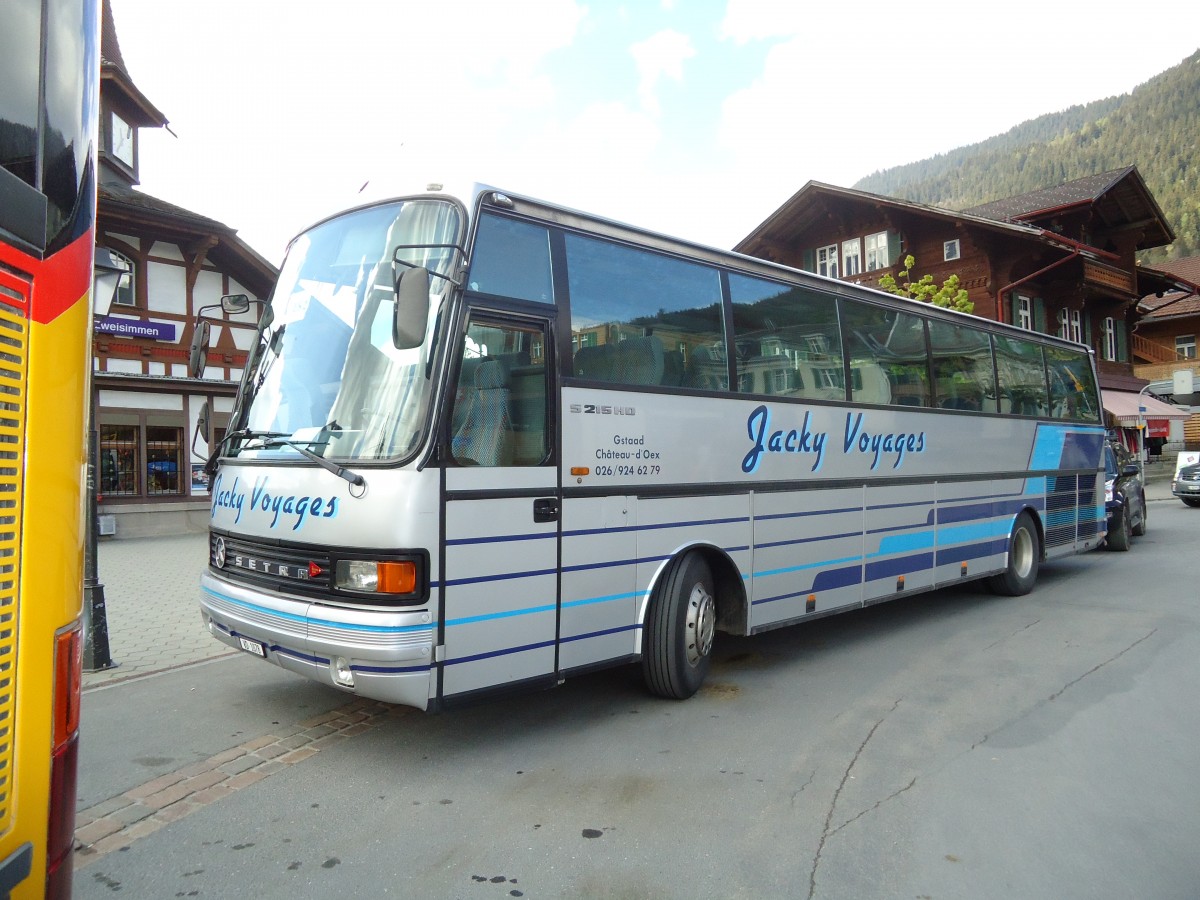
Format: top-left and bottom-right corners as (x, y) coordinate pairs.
(83, 393), (114, 671)
(85, 250), (123, 671)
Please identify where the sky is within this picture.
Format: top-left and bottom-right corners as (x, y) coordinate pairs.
(110, 0), (1200, 267)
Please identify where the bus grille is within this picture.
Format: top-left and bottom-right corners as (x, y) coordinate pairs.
(209, 531), (334, 596)
(0, 281), (29, 838)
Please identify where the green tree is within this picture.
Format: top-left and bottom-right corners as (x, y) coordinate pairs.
(877, 255), (974, 313)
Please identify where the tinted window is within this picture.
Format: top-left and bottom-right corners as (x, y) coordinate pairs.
(928, 319), (996, 412)
(1044, 345), (1101, 423)
(841, 300), (931, 407)
(994, 335), (1049, 416)
(729, 274), (846, 400)
(0, 0), (42, 187)
(566, 233), (724, 389)
(467, 214), (554, 303)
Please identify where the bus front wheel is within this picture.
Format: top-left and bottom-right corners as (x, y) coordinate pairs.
(642, 552), (716, 700)
(988, 511), (1040, 596)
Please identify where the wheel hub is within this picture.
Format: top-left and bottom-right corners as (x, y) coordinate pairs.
(685, 583), (715, 667)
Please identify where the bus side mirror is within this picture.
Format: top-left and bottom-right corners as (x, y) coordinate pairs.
(221, 293), (251, 315)
(393, 266), (430, 350)
(188, 320), (211, 378)
(191, 400), (211, 460)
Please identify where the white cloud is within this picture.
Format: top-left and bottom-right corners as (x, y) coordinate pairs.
(630, 29), (696, 116)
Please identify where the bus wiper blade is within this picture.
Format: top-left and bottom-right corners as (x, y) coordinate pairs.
(259, 435), (366, 489)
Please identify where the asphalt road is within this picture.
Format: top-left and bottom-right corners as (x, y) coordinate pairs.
(76, 498), (1200, 899)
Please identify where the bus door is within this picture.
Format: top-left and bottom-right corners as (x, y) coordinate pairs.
(439, 311), (559, 702)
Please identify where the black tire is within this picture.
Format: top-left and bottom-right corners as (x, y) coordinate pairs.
(1131, 493), (1148, 537)
(642, 552), (716, 700)
(988, 511), (1040, 596)
(1106, 506), (1131, 551)
(1182, 497), (1200, 508)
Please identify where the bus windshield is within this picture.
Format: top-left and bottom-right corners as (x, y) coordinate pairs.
(236, 198), (464, 462)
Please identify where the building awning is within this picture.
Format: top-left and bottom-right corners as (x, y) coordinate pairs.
(1102, 390), (1189, 427)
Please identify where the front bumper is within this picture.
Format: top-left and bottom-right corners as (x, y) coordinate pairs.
(200, 571), (436, 710)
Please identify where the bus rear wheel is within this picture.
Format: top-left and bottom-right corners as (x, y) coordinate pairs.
(988, 511), (1040, 596)
(642, 552), (716, 700)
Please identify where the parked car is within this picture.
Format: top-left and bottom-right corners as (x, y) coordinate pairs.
(1104, 442), (1146, 551)
(1173, 463), (1200, 507)
(1171, 450), (1200, 508)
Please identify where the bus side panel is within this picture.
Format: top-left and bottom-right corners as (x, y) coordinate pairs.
(932, 478), (1028, 585)
(559, 495), (639, 672)
(633, 494), (752, 633)
(7, 258), (90, 898)
(441, 490), (557, 698)
(748, 487), (864, 628)
(863, 483), (936, 603)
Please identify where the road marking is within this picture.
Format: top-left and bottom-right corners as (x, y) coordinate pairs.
(74, 698), (404, 869)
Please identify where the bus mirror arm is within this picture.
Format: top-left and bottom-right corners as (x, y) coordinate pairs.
(393, 266), (430, 350)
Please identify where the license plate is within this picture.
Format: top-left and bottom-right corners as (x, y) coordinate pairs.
(238, 636), (267, 657)
(1185, 485), (1200, 493)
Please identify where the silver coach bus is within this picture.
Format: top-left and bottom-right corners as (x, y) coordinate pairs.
(195, 185), (1106, 711)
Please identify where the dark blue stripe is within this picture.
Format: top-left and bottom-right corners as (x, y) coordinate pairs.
(865, 552), (935, 581)
(560, 623), (642, 644)
(444, 638), (557, 667)
(935, 538), (1009, 565)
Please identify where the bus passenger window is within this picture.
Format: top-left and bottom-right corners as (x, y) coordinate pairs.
(1045, 345), (1100, 422)
(729, 275), (844, 401)
(565, 232), (724, 389)
(450, 320), (549, 466)
(467, 214), (554, 303)
(928, 319), (995, 412)
(841, 300), (932, 407)
(994, 335), (1049, 417)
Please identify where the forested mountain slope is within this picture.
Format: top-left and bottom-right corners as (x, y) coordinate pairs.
(854, 50), (1200, 262)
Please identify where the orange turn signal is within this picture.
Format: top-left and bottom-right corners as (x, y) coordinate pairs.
(377, 561), (418, 594)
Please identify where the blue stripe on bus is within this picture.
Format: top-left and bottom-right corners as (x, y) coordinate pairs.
(445, 602), (557, 627)
(202, 586), (433, 634)
(865, 552), (935, 580)
(935, 538), (1009, 565)
(752, 554), (863, 580)
(443, 638), (557, 667)
(562, 590), (646, 609)
(560, 623), (642, 644)
(350, 661), (434, 674)
(447, 514), (753, 547)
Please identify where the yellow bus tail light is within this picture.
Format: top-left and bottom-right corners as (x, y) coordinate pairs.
(48, 624), (83, 898)
(52, 626), (82, 747)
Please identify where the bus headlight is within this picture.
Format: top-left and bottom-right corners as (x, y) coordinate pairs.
(334, 559), (418, 595)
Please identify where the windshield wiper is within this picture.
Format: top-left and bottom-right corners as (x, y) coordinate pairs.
(227, 428), (365, 489)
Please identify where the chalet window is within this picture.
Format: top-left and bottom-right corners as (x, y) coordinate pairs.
(1176, 334), (1196, 359)
(108, 249), (136, 307)
(816, 245), (839, 279)
(1057, 308), (1082, 343)
(1017, 295), (1032, 331)
(865, 232), (888, 271)
(1103, 317), (1117, 361)
(943, 239), (961, 261)
(842, 238), (861, 276)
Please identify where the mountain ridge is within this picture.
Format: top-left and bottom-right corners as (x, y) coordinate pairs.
(853, 49), (1200, 263)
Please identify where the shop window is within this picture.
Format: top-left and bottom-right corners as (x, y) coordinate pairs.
(146, 426), (183, 495)
(99, 425), (139, 495)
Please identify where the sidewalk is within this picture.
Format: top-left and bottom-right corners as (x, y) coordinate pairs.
(84, 532), (234, 689)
